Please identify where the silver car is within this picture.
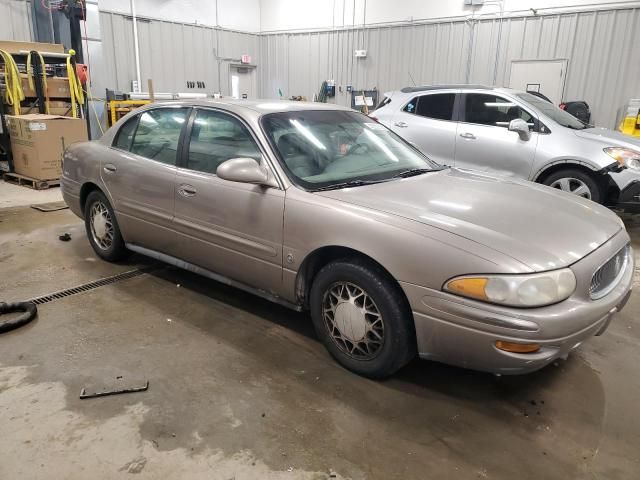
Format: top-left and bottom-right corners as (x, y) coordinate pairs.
(61, 100), (634, 378)
(374, 85), (640, 211)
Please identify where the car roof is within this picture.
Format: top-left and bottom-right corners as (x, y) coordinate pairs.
(399, 84), (494, 93)
(148, 98), (353, 115)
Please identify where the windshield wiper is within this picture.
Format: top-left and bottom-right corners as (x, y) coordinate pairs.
(311, 180), (381, 192)
(391, 168), (439, 178)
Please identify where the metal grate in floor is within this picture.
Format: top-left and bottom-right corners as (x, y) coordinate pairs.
(29, 266), (158, 305)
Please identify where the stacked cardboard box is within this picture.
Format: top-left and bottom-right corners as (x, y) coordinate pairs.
(6, 114), (87, 180)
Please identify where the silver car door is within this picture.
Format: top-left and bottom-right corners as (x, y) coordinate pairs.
(454, 92), (538, 178)
(173, 107), (286, 295)
(390, 92), (457, 166)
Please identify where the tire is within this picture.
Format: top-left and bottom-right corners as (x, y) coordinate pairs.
(309, 259), (416, 379)
(84, 190), (129, 262)
(542, 168), (602, 203)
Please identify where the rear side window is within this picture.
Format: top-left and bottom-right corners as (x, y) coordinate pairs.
(402, 93), (455, 120)
(113, 117), (137, 150)
(416, 93), (455, 120)
(463, 94), (534, 128)
(129, 108), (189, 165)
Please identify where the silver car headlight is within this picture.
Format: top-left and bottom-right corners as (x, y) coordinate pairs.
(604, 147), (640, 170)
(443, 269), (577, 307)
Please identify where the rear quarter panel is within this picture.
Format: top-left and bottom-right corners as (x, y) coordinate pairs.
(61, 141), (107, 217)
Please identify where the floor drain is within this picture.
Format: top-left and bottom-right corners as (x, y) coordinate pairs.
(29, 266), (158, 305)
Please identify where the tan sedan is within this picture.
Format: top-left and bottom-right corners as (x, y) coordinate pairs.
(61, 100), (634, 378)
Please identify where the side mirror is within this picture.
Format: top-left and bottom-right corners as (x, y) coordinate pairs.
(217, 157), (275, 186)
(508, 118), (531, 141)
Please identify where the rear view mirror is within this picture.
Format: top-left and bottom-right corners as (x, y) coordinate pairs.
(508, 119), (531, 141)
(217, 157), (277, 187)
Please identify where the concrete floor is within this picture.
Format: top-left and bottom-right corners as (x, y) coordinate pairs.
(1, 188), (640, 479)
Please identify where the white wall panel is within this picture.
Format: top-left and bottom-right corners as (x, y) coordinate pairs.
(0, 0), (33, 42)
(259, 8), (640, 128)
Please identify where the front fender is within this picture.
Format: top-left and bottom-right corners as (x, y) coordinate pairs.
(281, 187), (530, 303)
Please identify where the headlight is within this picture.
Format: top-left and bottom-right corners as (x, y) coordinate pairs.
(444, 269), (576, 307)
(604, 147), (640, 170)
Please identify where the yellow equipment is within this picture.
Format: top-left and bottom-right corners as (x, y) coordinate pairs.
(107, 100), (150, 127)
(0, 49), (25, 115)
(618, 99), (640, 137)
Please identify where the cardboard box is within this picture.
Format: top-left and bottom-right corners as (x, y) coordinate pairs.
(7, 114), (88, 180)
(20, 75), (71, 99)
(0, 40), (64, 55)
(21, 101), (73, 117)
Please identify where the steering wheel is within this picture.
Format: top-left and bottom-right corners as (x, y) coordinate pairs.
(345, 143), (370, 156)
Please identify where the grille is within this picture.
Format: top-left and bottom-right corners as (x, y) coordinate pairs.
(29, 266), (157, 305)
(590, 245), (630, 300)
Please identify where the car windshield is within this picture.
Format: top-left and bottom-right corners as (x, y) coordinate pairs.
(261, 110), (440, 190)
(516, 92), (589, 130)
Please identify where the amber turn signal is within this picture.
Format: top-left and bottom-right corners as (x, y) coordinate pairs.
(495, 340), (541, 354)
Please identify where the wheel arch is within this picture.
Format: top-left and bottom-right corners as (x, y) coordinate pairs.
(79, 182), (103, 214)
(532, 159), (601, 183)
(294, 245), (411, 313)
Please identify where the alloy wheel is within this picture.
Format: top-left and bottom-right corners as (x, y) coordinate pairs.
(90, 201), (114, 250)
(549, 177), (592, 199)
(322, 281), (385, 360)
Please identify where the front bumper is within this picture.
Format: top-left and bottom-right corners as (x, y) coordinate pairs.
(611, 180), (640, 213)
(402, 231), (634, 374)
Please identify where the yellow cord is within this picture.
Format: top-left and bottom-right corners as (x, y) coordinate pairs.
(0, 49), (25, 115)
(66, 49), (85, 118)
(26, 51), (50, 114)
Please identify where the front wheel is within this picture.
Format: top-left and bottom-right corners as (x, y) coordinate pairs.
(309, 259), (416, 379)
(84, 190), (129, 262)
(542, 168), (603, 203)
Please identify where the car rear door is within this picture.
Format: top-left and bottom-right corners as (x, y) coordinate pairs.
(102, 106), (189, 255)
(454, 92), (538, 178)
(172, 107), (286, 295)
(389, 91), (458, 166)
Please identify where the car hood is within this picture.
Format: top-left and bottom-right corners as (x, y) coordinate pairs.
(574, 127), (640, 149)
(315, 168), (622, 271)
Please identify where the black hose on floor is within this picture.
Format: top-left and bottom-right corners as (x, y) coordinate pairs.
(0, 302), (37, 333)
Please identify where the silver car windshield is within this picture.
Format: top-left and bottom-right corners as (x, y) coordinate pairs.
(262, 110), (440, 190)
(516, 92), (588, 130)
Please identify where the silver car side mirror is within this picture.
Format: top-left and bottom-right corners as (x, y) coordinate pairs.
(508, 118), (531, 141)
(217, 157), (276, 187)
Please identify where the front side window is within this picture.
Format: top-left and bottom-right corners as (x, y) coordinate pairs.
(516, 92), (587, 130)
(463, 94), (534, 128)
(186, 109), (261, 175)
(129, 108), (189, 165)
(415, 93), (455, 121)
(262, 110), (440, 190)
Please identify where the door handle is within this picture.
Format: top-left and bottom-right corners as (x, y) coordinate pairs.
(178, 184), (197, 197)
(394, 121), (408, 128)
(103, 164), (117, 173)
(459, 132), (476, 140)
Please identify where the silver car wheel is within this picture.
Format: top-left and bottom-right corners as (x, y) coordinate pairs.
(322, 282), (384, 360)
(90, 201), (114, 250)
(549, 177), (592, 199)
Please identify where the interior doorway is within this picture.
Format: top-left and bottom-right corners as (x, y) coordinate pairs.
(509, 59), (568, 105)
(229, 65), (257, 100)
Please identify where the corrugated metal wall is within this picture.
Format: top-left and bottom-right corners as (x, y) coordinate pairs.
(99, 12), (259, 96)
(0, 0), (33, 42)
(259, 8), (640, 128)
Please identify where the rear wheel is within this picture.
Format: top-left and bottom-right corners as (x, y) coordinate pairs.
(84, 190), (129, 262)
(310, 259), (416, 379)
(542, 168), (602, 203)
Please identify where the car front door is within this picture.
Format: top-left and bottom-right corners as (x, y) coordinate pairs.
(391, 92), (457, 165)
(101, 106), (189, 254)
(454, 92), (538, 178)
(173, 107), (286, 295)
